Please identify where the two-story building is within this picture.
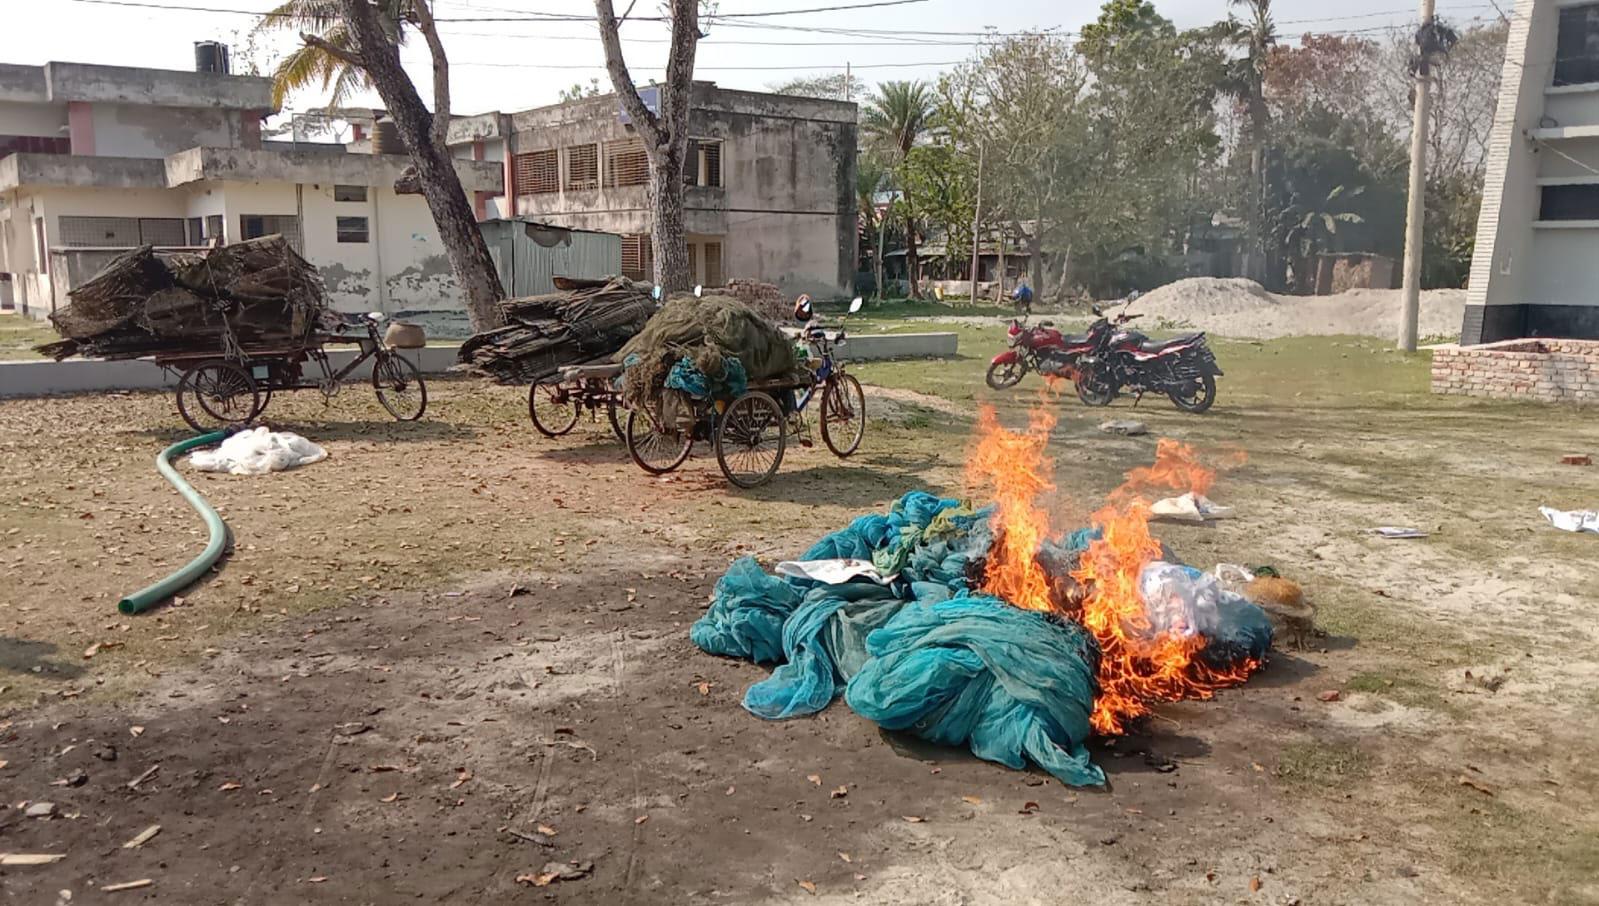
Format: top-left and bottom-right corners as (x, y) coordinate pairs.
(1467, 0), (1599, 341)
(0, 56), (502, 321)
(449, 83), (858, 298)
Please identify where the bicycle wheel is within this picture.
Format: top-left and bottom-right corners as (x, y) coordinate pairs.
(716, 391), (786, 488)
(606, 396), (625, 442)
(176, 361), (259, 431)
(625, 408), (693, 474)
(529, 381), (580, 436)
(819, 373), (866, 457)
(372, 352), (428, 421)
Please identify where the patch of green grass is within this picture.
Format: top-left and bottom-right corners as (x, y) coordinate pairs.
(0, 314), (57, 360)
(1346, 670), (1456, 714)
(1275, 740), (1370, 787)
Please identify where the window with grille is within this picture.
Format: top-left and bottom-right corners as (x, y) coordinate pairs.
(0, 134), (70, 156)
(337, 216), (370, 243)
(240, 214), (303, 251)
(57, 216), (188, 248)
(334, 185), (368, 202)
(620, 234), (653, 281)
(515, 149), (559, 194)
(566, 143), (599, 190)
(687, 243), (698, 282)
(605, 137), (649, 188)
(704, 241), (723, 286)
(1556, 5), (1599, 86)
(685, 139), (723, 188)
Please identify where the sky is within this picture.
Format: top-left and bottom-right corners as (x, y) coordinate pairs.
(7, 0), (1508, 117)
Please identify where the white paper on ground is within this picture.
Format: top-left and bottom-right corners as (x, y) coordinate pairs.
(1372, 526), (1429, 539)
(1150, 492), (1233, 523)
(189, 427), (328, 476)
(1540, 506), (1599, 534)
(774, 559), (894, 585)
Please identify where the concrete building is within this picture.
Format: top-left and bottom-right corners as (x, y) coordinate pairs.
(449, 83), (857, 297)
(0, 59), (501, 321)
(1467, 0), (1599, 342)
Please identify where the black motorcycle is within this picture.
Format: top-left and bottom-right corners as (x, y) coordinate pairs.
(1072, 295), (1223, 413)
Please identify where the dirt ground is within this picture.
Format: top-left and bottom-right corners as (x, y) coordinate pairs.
(3, 335), (1599, 904)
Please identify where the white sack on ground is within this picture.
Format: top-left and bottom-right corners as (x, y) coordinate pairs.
(189, 427), (328, 475)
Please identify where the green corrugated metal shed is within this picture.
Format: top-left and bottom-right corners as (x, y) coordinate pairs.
(479, 218), (623, 298)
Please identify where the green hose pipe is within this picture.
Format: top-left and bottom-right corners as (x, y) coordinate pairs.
(118, 430), (230, 615)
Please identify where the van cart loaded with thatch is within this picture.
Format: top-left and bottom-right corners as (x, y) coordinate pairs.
(37, 237), (429, 430)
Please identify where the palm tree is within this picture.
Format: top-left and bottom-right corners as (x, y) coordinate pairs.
(1223, 0), (1277, 288)
(855, 150), (889, 296)
(253, 0), (410, 111)
(862, 81), (934, 297)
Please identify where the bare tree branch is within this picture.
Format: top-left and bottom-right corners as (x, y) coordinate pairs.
(409, 0), (451, 153)
(617, 0), (640, 26)
(594, 0), (662, 147)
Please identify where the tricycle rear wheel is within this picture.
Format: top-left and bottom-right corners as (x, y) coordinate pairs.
(529, 381), (580, 437)
(176, 361), (261, 431)
(716, 391), (786, 488)
(820, 373), (866, 457)
(625, 408), (693, 474)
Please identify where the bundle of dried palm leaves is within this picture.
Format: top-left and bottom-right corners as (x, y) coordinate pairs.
(37, 235), (327, 361)
(456, 276), (659, 384)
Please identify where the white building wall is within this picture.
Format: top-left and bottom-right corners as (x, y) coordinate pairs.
(0, 100), (66, 137)
(90, 104), (240, 158)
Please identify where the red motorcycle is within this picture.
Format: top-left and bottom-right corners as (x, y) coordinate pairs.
(1072, 295), (1222, 413)
(985, 318), (1097, 390)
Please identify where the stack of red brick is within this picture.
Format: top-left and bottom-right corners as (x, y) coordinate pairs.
(1431, 339), (1599, 404)
(715, 279), (790, 323)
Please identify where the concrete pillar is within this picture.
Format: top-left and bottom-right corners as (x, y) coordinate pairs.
(66, 102), (94, 155)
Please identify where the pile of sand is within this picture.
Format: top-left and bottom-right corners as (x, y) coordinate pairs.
(1130, 278), (1465, 340)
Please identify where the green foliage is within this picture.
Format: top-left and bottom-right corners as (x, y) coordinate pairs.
(770, 72), (865, 102)
(558, 78), (603, 103)
(253, 0), (412, 109)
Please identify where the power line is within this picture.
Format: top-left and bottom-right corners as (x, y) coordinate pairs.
(62, 0), (930, 22)
(423, 57), (963, 72)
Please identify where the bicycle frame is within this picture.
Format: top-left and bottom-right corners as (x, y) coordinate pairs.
(313, 321), (387, 385)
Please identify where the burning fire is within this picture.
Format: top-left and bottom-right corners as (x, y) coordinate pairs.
(966, 409), (1259, 736)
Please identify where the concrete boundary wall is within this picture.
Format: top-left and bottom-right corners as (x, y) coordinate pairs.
(0, 333), (957, 399)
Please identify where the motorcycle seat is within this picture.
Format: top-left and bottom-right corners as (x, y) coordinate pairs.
(1138, 332), (1204, 353)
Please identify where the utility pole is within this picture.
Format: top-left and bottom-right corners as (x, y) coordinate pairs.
(1398, 0), (1437, 352)
(970, 141), (984, 305)
(844, 62), (852, 101)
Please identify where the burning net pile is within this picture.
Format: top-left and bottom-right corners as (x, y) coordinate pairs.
(37, 237), (327, 361)
(692, 408), (1271, 786)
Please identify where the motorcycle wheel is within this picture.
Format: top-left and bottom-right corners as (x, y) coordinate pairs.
(1075, 375), (1115, 407)
(985, 359), (1027, 390)
(1168, 374), (1217, 414)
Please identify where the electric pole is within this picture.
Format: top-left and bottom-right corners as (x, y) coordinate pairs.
(1398, 0), (1437, 352)
(970, 141), (984, 305)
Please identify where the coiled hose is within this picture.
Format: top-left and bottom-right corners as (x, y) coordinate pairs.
(118, 430), (230, 615)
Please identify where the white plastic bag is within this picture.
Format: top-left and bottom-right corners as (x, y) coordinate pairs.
(1540, 506), (1599, 534)
(1150, 492), (1233, 523)
(189, 427), (328, 476)
(1137, 561), (1223, 639)
(774, 559), (894, 585)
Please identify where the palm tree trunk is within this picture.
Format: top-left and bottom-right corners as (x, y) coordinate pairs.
(905, 217), (921, 298)
(874, 205), (888, 300)
(336, 0), (503, 332)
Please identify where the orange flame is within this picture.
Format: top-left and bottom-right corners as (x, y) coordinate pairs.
(966, 409), (1260, 736)
(965, 403), (1056, 612)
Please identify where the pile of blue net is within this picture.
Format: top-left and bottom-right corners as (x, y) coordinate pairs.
(690, 491), (1273, 787)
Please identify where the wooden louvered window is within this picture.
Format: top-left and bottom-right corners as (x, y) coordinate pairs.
(605, 137), (649, 188)
(515, 149), (559, 194)
(704, 241), (723, 286)
(621, 234), (653, 281)
(685, 139), (723, 188)
(566, 143), (599, 190)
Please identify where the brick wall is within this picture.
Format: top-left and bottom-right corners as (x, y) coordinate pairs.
(1431, 338), (1599, 404)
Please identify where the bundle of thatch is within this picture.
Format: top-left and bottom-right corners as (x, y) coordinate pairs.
(37, 236), (327, 361)
(456, 276), (658, 384)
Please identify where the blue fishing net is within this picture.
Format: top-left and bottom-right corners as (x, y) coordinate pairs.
(663, 354), (749, 400)
(690, 490), (1271, 787)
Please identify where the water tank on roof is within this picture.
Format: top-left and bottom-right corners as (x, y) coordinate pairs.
(372, 117), (401, 155)
(194, 41), (231, 75)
